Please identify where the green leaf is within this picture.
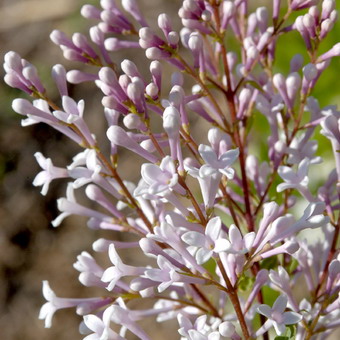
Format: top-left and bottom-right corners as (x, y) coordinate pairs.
(203, 257), (216, 274)
(245, 80), (266, 94)
(260, 256), (279, 270)
(274, 336), (289, 340)
(285, 324), (296, 339)
(262, 286), (280, 306)
(287, 258), (299, 274)
(238, 275), (255, 292)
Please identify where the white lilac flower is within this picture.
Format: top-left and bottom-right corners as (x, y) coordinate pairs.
(270, 202), (330, 244)
(178, 314), (225, 340)
(109, 298), (151, 340)
(222, 224), (255, 255)
(52, 183), (112, 227)
(277, 157), (310, 192)
(256, 295), (302, 336)
(53, 96), (96, 146)
(148, 220), (207, 274)
(286, 133), (322, 165)
(33, 152), (68, 195)
(181, 216), (228, 264)
(198, 144), (239, 179)
(144, 254), (205, 293)
(269, 266), (299, 311)
(73, 251), (105, 288)
(144, 255), (182, 292)
(39, 281), (101, 328)
(138, 156), (179, 196)
(83, 305), (125, 340)
(101, 244), (145, 291)
(185, 161), (221, 209)
(277, 157), (317, 202)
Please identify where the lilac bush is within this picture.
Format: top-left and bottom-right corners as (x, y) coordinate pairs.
(3, 0), (340, 339)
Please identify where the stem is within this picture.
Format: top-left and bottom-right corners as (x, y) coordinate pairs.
(147, 295), (211, 315)
(313, 218), (340, 301)
(174, 53), (231, 133)
(211, 2), (254, 232)
(190, 284), (220, 318)
(178, 175), (207, 225)
(216, 257), (250, 339)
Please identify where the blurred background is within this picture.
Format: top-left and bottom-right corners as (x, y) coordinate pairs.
(0, 0), (339, 339)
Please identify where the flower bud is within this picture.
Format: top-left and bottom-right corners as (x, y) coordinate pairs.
(146, 82), (159, 98)
(322, 0), (335, 20)
(121, 59), (141, 78)
(188, 32), (203, 52)
(123, 113), (142, 130)
(163, 106), (181, 137)
(158, 13), (172, 35)
(303, 63), (318, 82)
(80, 4), (101, 19)
(290, 54), (304, 72)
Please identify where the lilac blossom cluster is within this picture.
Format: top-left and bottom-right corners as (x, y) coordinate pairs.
(3, 0), (340, 339)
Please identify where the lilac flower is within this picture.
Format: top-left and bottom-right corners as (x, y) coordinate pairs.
(109, 299), (151, 340)
(106, 125), (158, 163)
(198, 144), (239, 179)
(286, 134), (322, 165)
(52, 183), (113, 227)
(33, 152), (68, 195)
(269, 202), (330, 244)
(185, 159), (219, 209)
(277, 158), (316, 201)
(256, 295), (302, 336)
(178, 314), (228, 340)
(101, 244), (145, 291)
(181, 216), (228, 264)
(144, 255), (182, 293)
(222, 224), (255, 255)
(73, 251), (105, 288)
(39, 281), (102, 328)
(53, 96), (96, 147)
(185, 145), (239, 209)
(83, 306), (125, 340)
(269, 266), (299, 311)
(148, 219), (207, 274)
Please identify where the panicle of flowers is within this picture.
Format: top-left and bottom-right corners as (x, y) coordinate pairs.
(3, 0), (340, 339)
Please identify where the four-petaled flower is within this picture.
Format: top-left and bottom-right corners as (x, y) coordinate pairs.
(222, 224), (255, 255)
(257, 295), (302, 336)
(83, 306), (125, 340)
(198, 144), (239, 179)
(138, 156), (179, 196)
(181, 216), (228, 264)
(277, 158), (310, 192)
(33, 152), (68, 195)
(101, 244), (145, 291)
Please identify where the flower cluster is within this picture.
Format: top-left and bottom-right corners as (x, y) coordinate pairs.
(4, 0), (340, 339)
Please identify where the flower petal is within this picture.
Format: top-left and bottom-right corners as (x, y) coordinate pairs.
(273, 295), (288, 314)
(273, 321), (286, 336)
(205, 216), (221, 241)
(196, 248), (213, 265)
(182, 231), (206, 247)
(282, 311), (302, 324)
(228, 224), (242, 248)
(257, 304), (272, 318)
(198, 144), (218, 165)
(219, 148), (239, 166)
(199, 164), (217, 178)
